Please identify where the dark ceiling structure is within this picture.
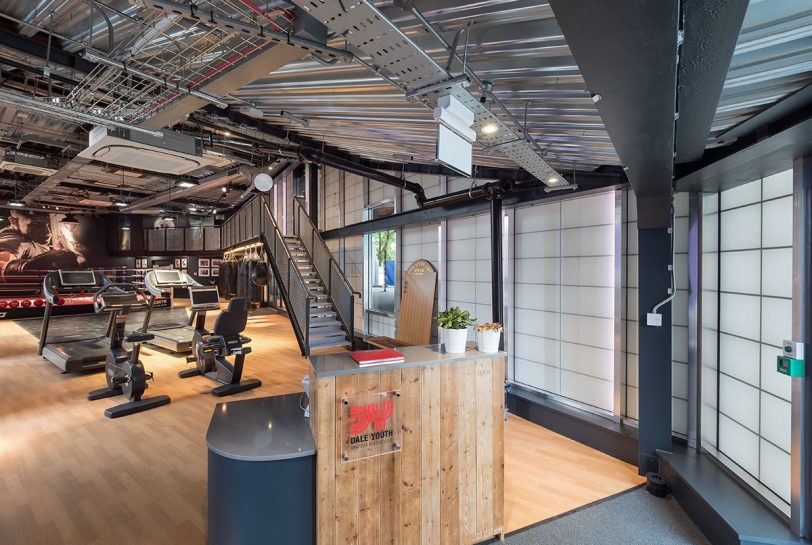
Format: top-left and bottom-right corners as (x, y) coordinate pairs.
(0, 0), (804, 222)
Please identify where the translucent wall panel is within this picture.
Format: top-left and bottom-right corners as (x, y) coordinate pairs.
(447, 214), (492, 339)
(701, 193), (719, 450)
(713, 171), (793, 510)
(672, 194), (690, 437)
(512, 192), (616, 413)
(621, 191), (639, 420)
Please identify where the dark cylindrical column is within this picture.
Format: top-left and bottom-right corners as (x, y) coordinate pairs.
(637, 226), (673, 474)
(490, 197), (503, 326)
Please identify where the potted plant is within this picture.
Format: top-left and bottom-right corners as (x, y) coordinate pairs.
(475, 322), (503, 353)
(436, 306), (475, 354)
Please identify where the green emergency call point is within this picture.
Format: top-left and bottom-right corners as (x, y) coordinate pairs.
(777, 340), (806, 377)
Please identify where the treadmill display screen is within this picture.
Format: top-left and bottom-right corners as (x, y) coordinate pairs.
(154, 270), (183, 285)
(59, 270), (97, 287)
(190, 287), (219, 306)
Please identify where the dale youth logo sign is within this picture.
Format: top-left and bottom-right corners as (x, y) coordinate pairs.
(340, 391), (401, 462)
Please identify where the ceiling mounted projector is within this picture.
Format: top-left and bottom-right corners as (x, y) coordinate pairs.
(253, 173), (274, 192)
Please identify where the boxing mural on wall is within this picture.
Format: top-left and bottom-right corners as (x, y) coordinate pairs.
(0, 210), (97, 273)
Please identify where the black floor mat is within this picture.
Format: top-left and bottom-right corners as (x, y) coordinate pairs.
(14, 307), (191, 340)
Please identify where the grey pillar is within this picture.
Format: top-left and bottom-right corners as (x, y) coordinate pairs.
(637, 227), (673, 474)
(792, 157), (812, 537)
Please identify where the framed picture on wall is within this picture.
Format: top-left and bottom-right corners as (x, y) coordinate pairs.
(174, 258), (181, 268)
(135, 259), (141, 268)
(199, 258), (210, 268)
(212, 258), (222, 267)
(199, 268), (210, 277)
(211, 267), (219, 277)
(181, 258), (188, 268)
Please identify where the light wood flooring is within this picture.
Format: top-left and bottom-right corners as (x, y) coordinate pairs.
(0, 307), (642, 545)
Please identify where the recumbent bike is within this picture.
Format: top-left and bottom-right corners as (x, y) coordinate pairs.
(179, 296), (261, 397)
(87, 283), (171, 418)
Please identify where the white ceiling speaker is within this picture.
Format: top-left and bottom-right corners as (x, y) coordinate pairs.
(253, 173), (274, 192)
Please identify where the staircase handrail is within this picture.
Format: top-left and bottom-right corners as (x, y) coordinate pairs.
(293, 197), (360, 342)
(258, 194), (312, 356)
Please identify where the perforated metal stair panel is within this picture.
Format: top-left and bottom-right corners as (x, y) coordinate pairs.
(292, 0), (564, 185)
(296, 0), (447, 90)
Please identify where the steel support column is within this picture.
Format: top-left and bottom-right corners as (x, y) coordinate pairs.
(791, 156), (812, 536)
(687, 193), (703, 451)
(490, 196), (504, 326)
(637, 227), (673, 474)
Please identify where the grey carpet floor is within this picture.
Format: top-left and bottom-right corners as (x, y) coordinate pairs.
(500, 487), (710, 545)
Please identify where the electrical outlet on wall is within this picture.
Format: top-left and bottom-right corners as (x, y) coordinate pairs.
(646, 313), (663, 327)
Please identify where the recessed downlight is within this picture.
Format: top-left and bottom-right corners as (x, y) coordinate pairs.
(481, 123), (499, 135)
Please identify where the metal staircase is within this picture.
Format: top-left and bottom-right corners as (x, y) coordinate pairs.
(282, 235), (352, 352)
(253, 194), (358, 356)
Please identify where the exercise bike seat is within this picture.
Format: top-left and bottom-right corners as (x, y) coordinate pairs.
(125, 332), (155, 343)
(212, 298), (248, 337)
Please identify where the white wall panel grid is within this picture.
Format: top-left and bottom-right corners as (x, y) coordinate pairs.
(622, 190), (639, 421)
(511, 191), (618, 414)
(704, 170), (793, 513)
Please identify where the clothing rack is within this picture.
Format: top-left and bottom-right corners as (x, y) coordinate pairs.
(223, 242), (262, 258)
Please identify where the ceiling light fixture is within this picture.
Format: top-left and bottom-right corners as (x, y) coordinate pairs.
(279, 110), (309, 127)
(176, 180), (199, 188)
(481, 123), (499, 135)
(544, 184), (579, 194)
(8, 199), (24, 207)
(113, 200), (128, 208)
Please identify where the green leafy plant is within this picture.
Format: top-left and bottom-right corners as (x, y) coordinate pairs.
(436, 306), (475, 330)
(372, 230), (395, 267)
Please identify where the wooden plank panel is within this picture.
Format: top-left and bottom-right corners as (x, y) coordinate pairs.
(457, 361), (478, 545)
(474, 360), (494, 541)
(335, 374), (360, 545)
(492, 359), (505, 538)
(399, 366), (422, 545)
(379, 369), (402, 545)
(358, 371), (382, 545)
(439, 362), (460, 545)
(420, 365), (441, 545)
(314, 373), (336, 545)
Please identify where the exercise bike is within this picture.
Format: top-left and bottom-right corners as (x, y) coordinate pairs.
(179, 297), (261, 397)
(87, 283), (171, 418)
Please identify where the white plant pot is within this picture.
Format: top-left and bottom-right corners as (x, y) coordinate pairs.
(476, 329), (502, 353)
(440, 327), (468, 354)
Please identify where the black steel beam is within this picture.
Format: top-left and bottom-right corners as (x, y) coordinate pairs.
(322, 176), (627, 239)
(716, 83), (812, 143)
(548, 0), (679, 228)
(675, 102), (812, 193)
(675, 0), (749, 162)
(0, 24), (95, 74)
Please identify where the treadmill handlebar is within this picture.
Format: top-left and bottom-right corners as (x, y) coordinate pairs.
(93, 283), (153, 314)
(42, 270), (111, 304)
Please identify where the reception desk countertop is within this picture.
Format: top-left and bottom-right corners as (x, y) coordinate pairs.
(206, 393), (315, 462)
(309, 343), (506, 377)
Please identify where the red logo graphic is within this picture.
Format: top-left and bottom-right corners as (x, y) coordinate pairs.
(350, 400), (393, 434)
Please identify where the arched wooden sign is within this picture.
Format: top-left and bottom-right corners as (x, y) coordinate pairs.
(367, 259), (437, 349)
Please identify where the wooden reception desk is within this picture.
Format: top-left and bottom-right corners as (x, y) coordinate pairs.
(309, 345), (506, 545)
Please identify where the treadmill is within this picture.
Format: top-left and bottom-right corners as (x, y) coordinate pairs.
(39, 270), (114, 372)
(141, 269), (221, 353)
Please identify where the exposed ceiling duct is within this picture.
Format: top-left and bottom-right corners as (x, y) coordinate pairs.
(124, 168), (246, 211)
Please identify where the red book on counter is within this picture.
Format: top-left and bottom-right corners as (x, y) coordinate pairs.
(350, 349), (406, 366)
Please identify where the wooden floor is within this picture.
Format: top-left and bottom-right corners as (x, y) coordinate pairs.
(0, 307), (642, 545)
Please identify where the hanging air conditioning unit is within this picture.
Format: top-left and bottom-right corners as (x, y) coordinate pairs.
(77, 126), (231, 175)
(0, 151), (57, 177)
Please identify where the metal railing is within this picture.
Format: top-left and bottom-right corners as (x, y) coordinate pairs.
(257, 194), (312, 356)
(293, 197), (359, 343)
